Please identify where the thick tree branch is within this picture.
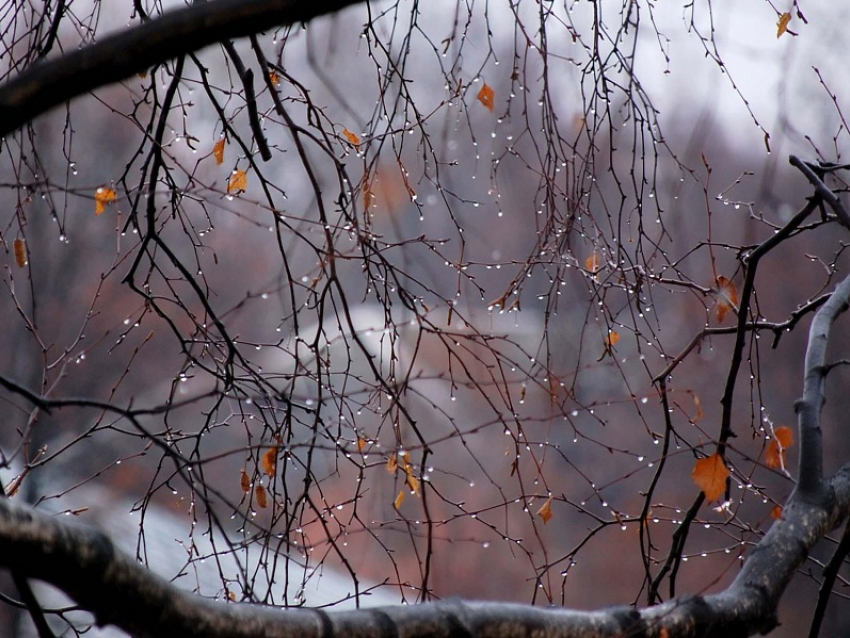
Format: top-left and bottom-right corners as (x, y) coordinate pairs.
(0, 467), (849, 637)
(0, 0), (368, 137)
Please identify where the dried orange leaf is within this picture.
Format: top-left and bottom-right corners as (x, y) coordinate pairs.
(777, 12), (791, 38)
(765, 426), (794, 470)
(343, 128), (361, 148)
(13, 238), (27, 267)
(256, 484), (268, 508)
(262, 447), (278, 478)
(95, 187), (117, 216)
(213, 138), (225, 165)
(477, 83), (495, 112)
(693, 394), (704, 424)
(240, 469), (251, 493)
(716, 276), (739, 323)
(394, 488), (405, 510)
(771, 504), (783, 519)
(537, 496), (554, 525)
(228, 170), (248, 194)
(692, 453), (729, 502)
(386, 453), (398, 474)
(406, 473), (421, 495)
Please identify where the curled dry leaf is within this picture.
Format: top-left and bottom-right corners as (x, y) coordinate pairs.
(94, 187), (117, 216)
(776, 12), (791, 38)
(692, 453), (729, 502)
(477, 83), (495, 112)
(765, 426), (794, 470)
(227, 170), (248, 194)
(13, 238), (27, 267)
(715, 276), (739, 323)
(536, 496), (554, 525)
(262, 447), (278, 478)
(213, 138), (225, 165)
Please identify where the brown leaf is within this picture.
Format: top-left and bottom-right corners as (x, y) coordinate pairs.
(386, 453), (398, 474)
(227, 170), (248, 194)
(477, 83), (495, 112)
(777, 12), (791, 38)
(765, 426), (794, 470)
(95, 187), (117, 216)
(692, 453), (729, 502)
(537, 496), (554, 525)
(13, 238), (27, 267)
(262, 447), (278, 478)
(343, 128), (361, 148)
(716, 276), (739, 323)
(213, 138), (225, 165)
(255, 484), (268, 508)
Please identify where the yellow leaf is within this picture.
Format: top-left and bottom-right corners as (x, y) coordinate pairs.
(240, 469), (251, 493)
(765, 426), (794, 470)
(256, 484), (268, 508)
(228, 170), (248, 194)
(343, 128), (361, 148)
(477, 83), (495, 112)
(716, 276), (739, 323)
(13, 238), (27, 267)
(213, 138), (225, 165)
(537, 496), (554, 525)
(386, 453), (398, 474)
(95, 187), (117, 216)
(394, 489), (405, 510)
(262, 447), (278, 478)
(692, 453), (729, 502)
(777, 12), (791, 38)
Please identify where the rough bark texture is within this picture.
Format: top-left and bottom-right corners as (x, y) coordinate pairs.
(0, 0), (368, 137)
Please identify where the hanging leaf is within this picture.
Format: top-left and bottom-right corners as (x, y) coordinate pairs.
(477, 83), (495, 112)
(255, 484), (268, 508)
(240, 469), (251, 493)
(776, 12), (791, 38)
(537, 496), (554, 525)
(13, 238), (27, 267)
(692, 453), (729, 502)
(585, 252), (600, 274)
(228, 170), (248, 194)
(716, 276), (739, 323)
(765, 426), (794, 470)
(342, 128), (361, 149)
(95, 187), (117, 216)
(213, 138), (226, 165)
(262, 447), (278, 477)
(394, 489), (405, 510)
(386, 453), (398, 474)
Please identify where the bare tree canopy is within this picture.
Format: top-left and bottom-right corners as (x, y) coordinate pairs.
(1, 1), (850, 637)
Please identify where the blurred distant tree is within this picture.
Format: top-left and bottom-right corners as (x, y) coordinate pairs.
(1, 1), (850, 636)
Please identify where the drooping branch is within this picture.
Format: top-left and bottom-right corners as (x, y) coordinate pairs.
(0, 0), (369, 137)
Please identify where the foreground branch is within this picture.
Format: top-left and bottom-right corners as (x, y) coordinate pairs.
(0, 0), (368, 137)
(1, 463), (850, 637)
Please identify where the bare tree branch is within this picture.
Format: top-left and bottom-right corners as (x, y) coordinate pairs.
(0, 0), (368, 137)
